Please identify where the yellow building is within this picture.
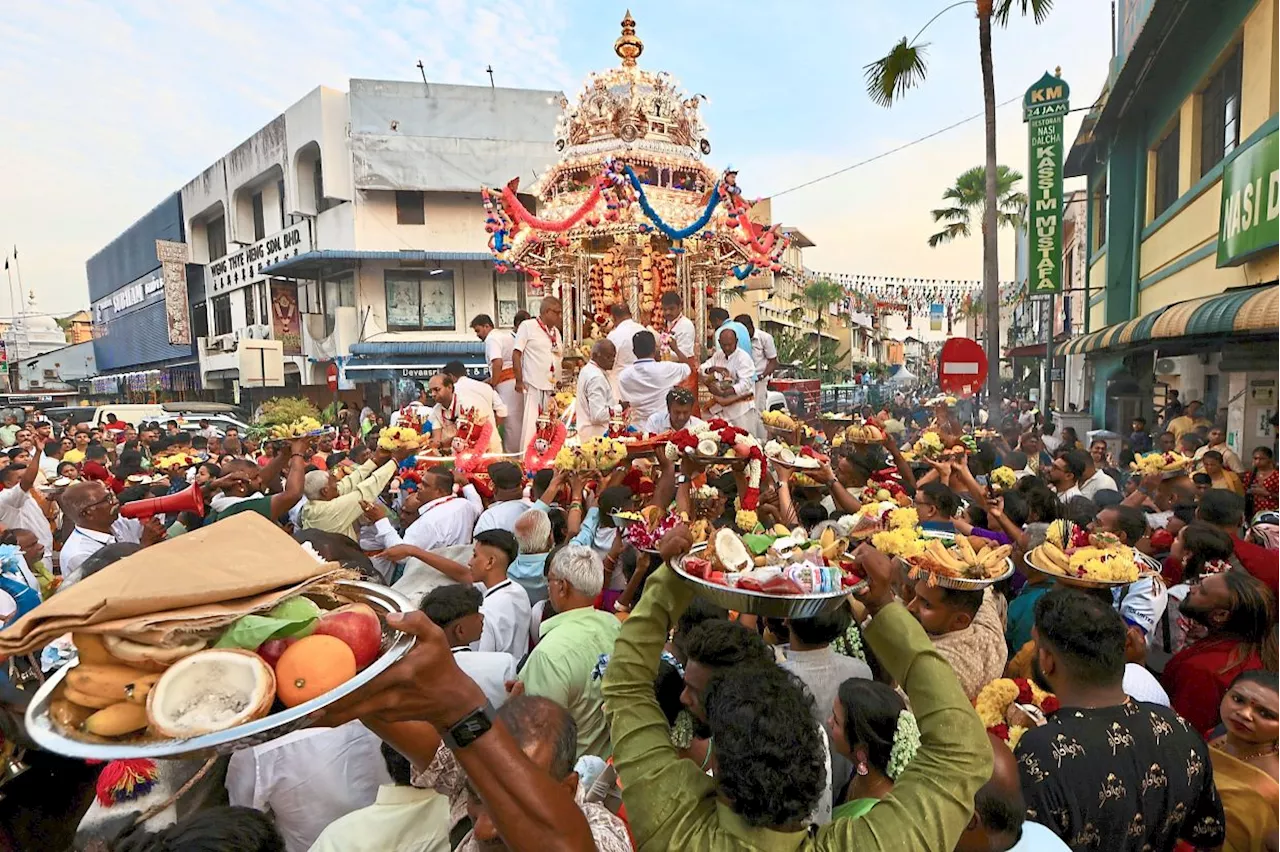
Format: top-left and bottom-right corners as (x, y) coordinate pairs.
(1062, 0), (1277, 457)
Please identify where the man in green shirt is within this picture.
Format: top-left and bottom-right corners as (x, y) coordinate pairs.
(300, 444), (413, 537)
(602, 530), (993, 851)
(518, 544), (621, 760)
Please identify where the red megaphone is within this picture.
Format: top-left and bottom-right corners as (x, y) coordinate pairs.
(119, 483), (205, 521)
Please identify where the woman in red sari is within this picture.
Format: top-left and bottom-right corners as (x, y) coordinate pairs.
(1244, 447), (1279, 515)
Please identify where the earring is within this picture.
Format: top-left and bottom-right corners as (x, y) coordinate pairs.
(856, 761), (869, 777)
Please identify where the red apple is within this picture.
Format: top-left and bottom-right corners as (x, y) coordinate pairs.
(257, 637), (296, 668)
(313, 603), (382, 669)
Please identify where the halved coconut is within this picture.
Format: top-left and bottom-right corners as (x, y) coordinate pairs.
(709, 528), (753, 574)
(103, 634), (208, 671)
(146, 649), (276, 739)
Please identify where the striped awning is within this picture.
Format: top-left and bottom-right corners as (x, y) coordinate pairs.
(1054, 284), (1277, 356)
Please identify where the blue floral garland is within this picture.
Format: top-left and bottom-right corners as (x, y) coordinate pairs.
(624, 165), (721, 241)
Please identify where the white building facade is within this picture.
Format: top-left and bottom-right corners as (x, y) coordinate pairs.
(179, 79), (560, 404)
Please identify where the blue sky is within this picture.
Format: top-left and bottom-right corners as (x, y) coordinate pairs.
(0, 0), (1114, 316)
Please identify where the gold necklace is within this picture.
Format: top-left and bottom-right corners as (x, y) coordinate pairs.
(1217, 738), (1278, 762)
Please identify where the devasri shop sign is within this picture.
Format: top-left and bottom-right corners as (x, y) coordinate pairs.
(1217, 127), (1279, 267)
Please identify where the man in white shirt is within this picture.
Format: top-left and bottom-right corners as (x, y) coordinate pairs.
(618, 331), (691, 428)
(38, 436), (67, 480)
(59, 480), (162, 587)
(308, 742), (450, 852)
(469, 528), (531, 660)
(643, 387), (706, 435)
(427, 371), (503, 454)
(739, 315), (778, 412)
(1078, 457), (1119, 500)
(1047, 449), (1088, 504)
(473, 462), (532, 535)
(421, 583), (518, 709)
(388, 384), (432, 430)
(474, 312), (527, 453)
(0, 436), (53, 564)
(576, 340), (617, 439)
(605, 302), (645, 392)
(701, 327), (756, 422)
(513, 297), (564, 453)
(1193, 427), (1244, 473)
(403, 467), (484, 553)
(444, 360), (508, 424)
(227, 720), (390, 852)
(660, 291), (697, 365)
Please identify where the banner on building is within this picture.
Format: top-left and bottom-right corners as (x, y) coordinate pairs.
(1217, 128), (1279, 267)
(155, 240), (191, 345)
(1023, 71), (1070, 296)
(270, 281), (303, 355)
(929, 303), (944, 332)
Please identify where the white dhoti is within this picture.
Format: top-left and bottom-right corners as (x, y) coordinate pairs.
(755, 379), (769, 411)
(519, 387), (555, 453)
(576, 421), (607, 440)
(497, 379), (522, 453)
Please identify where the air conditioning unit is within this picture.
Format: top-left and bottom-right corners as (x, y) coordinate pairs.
(236, 324), (271, 341)
(209, 333), (237, 352)
(1154, 358), (1179, 376)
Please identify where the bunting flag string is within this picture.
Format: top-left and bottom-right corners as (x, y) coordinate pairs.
(802, 270), (1028, 314)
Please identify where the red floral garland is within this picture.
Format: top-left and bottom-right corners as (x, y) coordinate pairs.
(502, 179), (603, 233)
(452, 417), (495, 477)
(524, 420), (568, 472)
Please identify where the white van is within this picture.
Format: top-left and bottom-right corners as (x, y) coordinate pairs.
(88, 403), (250, 435)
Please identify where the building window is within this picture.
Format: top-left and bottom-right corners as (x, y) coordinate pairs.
(206, 216), (227, 261)
(212, 294), (233, 335)
(1153, 123), (1180, 217)
(299, 280), (323, 314)
(244, 283), (268, 326)
(1200, 45), (1243, 177)
(251, 191), (266, 241)
(192, 301), (209, 339)
(385, 269), (456, 331)
(323, 274), (356, 310)
(395, 191), (425, 225)
(1091, 174), (1107, 252)
(277, 178), (287, 228)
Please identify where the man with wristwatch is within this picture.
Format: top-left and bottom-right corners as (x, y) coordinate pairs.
(322, 610), (606, 852)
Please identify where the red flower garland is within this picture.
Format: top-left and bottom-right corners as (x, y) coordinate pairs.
(524, 420), (568, 472)
(501, 178), (604, 233)
(451, 415), (495, 478)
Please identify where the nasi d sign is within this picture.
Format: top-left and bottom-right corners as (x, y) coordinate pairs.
(1217, 129), (1279, 267)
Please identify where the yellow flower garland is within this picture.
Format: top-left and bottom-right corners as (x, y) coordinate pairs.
(973, 678), (1058, 749)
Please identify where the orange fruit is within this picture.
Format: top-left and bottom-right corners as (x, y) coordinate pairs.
(274, 635), (357, 707)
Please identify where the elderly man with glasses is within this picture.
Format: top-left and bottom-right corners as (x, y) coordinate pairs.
(59, 480), (166, 587)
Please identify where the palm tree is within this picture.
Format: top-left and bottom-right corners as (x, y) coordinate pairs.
(864, 0), (1055, 418)
(803, 278), (845, 381)
(929, 165), (1027, 247)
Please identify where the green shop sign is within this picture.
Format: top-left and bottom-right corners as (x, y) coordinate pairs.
(1217, 128), (1279, 267)
(1023, 71), (1070, 295)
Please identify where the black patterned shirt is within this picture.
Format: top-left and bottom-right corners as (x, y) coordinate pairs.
(1015, 698), (1225, 852)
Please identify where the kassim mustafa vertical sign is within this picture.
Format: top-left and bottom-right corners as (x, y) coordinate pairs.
(1023, 71), (1070, 296)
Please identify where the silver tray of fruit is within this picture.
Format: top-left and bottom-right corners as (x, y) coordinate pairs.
(670, 541), (854, 620)
(24, 580), (415, 761)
